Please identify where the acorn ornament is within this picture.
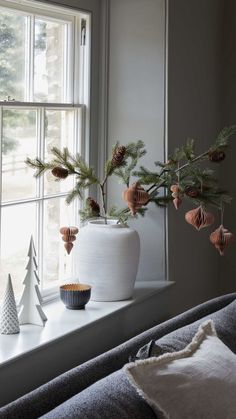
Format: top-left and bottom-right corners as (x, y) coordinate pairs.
(122, 182), (149, 215)
(170, 184), (182, 210)
(185, 206), (215, 230)
(210, 225), (234, 255)
(60, 226), (79, 254)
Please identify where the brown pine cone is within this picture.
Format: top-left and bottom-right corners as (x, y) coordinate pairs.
(87, 197), (100, 214)
(208, 150), (225, 162)
(51, 166), (69, 179)
(184, 185), (199, 198)
(111, 145), (126, 167)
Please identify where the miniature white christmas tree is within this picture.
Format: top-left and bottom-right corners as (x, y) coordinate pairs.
(0, 274), (20, 334)
(18, 236), (47, 327)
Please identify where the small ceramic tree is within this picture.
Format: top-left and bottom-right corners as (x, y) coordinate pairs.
(18, 236), (47, 327)
(0, 274), (20, 335)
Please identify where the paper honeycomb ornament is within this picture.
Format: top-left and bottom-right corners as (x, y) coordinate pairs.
(0, 274), (20, 335)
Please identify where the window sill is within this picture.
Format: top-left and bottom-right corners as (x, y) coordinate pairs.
(0, 280), (174, 367)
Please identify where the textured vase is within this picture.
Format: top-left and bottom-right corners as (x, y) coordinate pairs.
(77, 220), (140, 301)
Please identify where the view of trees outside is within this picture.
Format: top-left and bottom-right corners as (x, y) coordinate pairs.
(34, 18), (65, 103)
(0, 10), (26, 101)
(0, 7), (76, 298)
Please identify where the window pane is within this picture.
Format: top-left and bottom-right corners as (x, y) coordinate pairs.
(43, 197), (74, 287)
(2, 109), (37, 202)
(0, 9), (27, 101)
(44, 110), (75, 195)
(34, 18), (67, 103)
(0, 202), (37, 298)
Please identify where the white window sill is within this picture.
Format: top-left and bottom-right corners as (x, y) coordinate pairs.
(0, 280), (174, 367)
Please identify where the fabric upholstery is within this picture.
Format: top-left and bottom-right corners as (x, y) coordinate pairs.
(40, 370), (156, 419)
(39, 297), (236, 419)
(154, 297), (236, 354)
(0, 293), (235, 419)
(134, 297), (236, 360)
(125, 321), (236, 419)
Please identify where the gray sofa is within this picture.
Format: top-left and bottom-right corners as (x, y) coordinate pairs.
(0, 292), (236, 419)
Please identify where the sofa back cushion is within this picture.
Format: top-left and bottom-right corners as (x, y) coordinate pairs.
(41, 298), (236, 419)
(134, 298), (236, 361)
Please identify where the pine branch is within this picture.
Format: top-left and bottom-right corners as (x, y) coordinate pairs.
(112, 141), (147, 187)
(214, 125), (236, 149)
(26, 157), (55, 177)
(66, 185), (83, 205)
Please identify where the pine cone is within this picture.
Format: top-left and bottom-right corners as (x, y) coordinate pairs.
(51, 167), (69, 179)
(87, 197), (100, 214)
(208, 150), (225, 162)
(111, 145), (126, 167)
(184, 185), (199, 198)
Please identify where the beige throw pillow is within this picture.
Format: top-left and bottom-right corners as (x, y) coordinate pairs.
(125, 320), (236, 419)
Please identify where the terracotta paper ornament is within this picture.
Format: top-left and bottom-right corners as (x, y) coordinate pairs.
(185, 206), (215, 230)
(210, 225), (234, 255)
(60, 226), (79, 254)
(122, 182), (149, 215)
(170, 184), (182, 210)
(18, 236), (47, 327)
(0, 274), (20, 335)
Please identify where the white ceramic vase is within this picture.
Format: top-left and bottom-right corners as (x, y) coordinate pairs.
(77, 219), (140, 301)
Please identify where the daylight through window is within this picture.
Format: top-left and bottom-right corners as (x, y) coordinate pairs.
(0, 0), (89, 300)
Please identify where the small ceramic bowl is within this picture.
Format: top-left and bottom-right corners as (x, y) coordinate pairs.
(60, 283), (91, 310)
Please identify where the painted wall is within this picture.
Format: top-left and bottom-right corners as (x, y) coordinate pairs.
(167, 0), (224, 314)
(106, 0), (224, 311)
(107, 0), (167, 282)
(219, 0), (236, 294)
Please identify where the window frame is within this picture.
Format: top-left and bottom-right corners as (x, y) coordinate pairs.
(0, 0), (91, 302)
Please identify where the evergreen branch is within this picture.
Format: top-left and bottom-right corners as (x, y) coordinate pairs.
(25, 157), (55, 177)
(66, 185), (83, 205)
(214, 125), (236, 149)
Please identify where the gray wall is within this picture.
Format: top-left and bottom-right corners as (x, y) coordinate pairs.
(106, 0), (225, 313)
(220, 0), (236, 294)
(107, 0), (167, 282)
(167, 0), (224, 314)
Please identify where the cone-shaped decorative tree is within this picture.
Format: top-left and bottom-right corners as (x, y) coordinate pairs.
(0, 274), (20, 334)
(18, 236), (47, 327)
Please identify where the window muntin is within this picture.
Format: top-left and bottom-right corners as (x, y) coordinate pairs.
(0, 0), (89, 299)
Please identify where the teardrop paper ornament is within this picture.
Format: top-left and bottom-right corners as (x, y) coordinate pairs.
(173, 197), (182, 210)
(210, 224), (234, 255)
(122, 182), (149, 215)
(60, 226), (79, 254)
(170, 184), (183, 210)
(185, 206), (215, 230)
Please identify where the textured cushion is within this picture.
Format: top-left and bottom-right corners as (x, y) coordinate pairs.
(40, 369), (156, 419)
(42, 300), (236, 419)
(1, 294), (235, 419)
(134, 298), (236, 360)
(125, 320), (236, 419)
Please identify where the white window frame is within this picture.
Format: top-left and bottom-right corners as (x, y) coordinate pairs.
(0, 0), (91, 302)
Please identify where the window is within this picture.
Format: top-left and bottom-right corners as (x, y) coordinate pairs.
(0, 0), (90, 300)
